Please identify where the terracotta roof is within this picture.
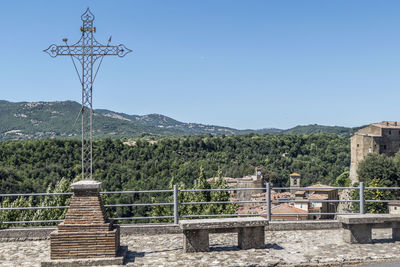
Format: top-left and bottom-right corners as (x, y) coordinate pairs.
(206, 177), (238, 183)
(251, 192), (265, 198)
(307, 184), (336, 191)
(308, 193), (329, 200)
(271, 192), (292, 200)
(388, 202), (400, 205)
(290, 173), (301, 177)
(271, 203), (308, 214)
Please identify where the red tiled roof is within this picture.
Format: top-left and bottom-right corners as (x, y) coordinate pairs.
(271, 203), (308, 214)
(307, 184), (336, 191)
(308, 193), (329, 200)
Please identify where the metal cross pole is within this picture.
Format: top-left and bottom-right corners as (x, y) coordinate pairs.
(44, 8), (132, 180)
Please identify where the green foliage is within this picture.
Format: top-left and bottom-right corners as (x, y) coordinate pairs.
(149, 167), (237, 222)
(282, 124), (356, 137)
(0, 133), (350, 224)
(335, 171), (350, 187)
(0, 177), (73, 228)
(352, 153), (400, 213)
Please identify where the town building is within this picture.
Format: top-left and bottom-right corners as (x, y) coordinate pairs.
(305, 184), (338, 219)
(289, 173), (301, 194)
(207, 168), (264, 201)
(350, 121), (400, 185)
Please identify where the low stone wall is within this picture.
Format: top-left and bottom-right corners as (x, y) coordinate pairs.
(0, 220), (341, 241)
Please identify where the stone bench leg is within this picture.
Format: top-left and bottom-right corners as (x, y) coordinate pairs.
(342, 224), (372, 244)
(183, 229), (209, 253)
(392, 228), (400, 241)
(238, 226), (265, 249)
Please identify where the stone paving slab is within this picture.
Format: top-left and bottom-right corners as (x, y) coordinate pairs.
(1, 229), (400, 266)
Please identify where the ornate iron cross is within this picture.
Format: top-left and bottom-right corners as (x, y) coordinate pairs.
(44, 8), (131, 180)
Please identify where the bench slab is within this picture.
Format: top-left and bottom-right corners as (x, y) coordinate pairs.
(338, 214), (400, 225)
(179, 217), (268, 230)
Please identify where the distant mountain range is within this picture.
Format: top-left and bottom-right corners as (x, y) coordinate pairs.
(0, 100), (359, 141)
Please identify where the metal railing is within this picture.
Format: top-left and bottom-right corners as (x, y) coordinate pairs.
(1, 182), (399, 225)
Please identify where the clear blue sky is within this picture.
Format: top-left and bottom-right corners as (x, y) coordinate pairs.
(1, 1), (400, 130)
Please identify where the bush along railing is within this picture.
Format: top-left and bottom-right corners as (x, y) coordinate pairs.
(1, 182), (400, 227)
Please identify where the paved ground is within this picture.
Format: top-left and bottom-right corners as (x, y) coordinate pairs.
(355, 263), (400, 267)
(1, 229), (400, 266)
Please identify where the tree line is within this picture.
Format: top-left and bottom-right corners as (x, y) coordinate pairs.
(0, 133), (351, 226)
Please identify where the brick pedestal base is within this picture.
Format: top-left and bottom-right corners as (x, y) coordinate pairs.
(49, 180), (121, 260)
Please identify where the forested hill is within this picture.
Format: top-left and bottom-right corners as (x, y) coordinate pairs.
(0, 100), (357, 141)
(0, 134), (350, 194)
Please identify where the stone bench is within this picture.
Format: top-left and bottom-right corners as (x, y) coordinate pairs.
(338, 214), (400, 243)
(178, 217), (268, 252)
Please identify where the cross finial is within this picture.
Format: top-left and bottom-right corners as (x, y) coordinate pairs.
(81, 8), (95, 22)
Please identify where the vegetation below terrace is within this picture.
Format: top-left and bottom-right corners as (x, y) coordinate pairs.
(0, 133), (350, 194)
(0, 133), (350, 225)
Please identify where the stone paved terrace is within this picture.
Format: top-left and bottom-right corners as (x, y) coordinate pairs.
(1, 228), (400, 266)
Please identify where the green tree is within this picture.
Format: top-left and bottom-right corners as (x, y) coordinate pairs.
(150, 167), (237, 222)
(335, 171), (350, 187)
(352, 153), (398, 213)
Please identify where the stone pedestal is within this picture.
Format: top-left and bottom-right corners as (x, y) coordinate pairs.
(49, 180), (121, 260)
(342, 224), (372, 244)
(238, 226), (265, 249)
(183, 229), (210, 253)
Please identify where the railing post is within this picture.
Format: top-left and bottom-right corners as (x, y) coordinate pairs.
(173, 184), (179, 224)
(266, 182), (271, 221)
(359, 182), (365, 214)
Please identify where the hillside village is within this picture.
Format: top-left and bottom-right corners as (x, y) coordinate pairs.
(208, 170), (339, 221)
(205, 121), (400, 221)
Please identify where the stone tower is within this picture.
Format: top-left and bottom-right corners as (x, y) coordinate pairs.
(350, 121), (400, 185)
(289, 173), (301, 193)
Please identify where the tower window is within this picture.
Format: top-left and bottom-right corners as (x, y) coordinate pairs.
(384, 145), (387, 150)
(389, 131), (392, 135)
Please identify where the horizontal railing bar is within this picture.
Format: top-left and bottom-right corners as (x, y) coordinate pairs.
(0, 219), (63, 224)
(4, 186), (400, 198)
(272, 187), (359, 190)
(365, 187), (400, 190)
(180, 214), (261, 218)
(180, 200), (263, 205)
(365, 200), (400, 203)
(271, 215), (354, 216)
(105, 203), (173, 207)
(0, 192), (72, 197)
(180, 188), (264, 192)
(0, 206), (69, 211)
(112, 216), (174, 220)
(101, 189), (173, 194)
(272, 199), (359, 203)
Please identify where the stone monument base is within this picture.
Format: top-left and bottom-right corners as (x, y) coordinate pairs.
(41, 246), (127, 267)
(50, 224), (120, 259)
(45, 180), (125, 263)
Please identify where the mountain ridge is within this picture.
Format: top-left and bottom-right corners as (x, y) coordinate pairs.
(0, 100), (358, 141)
